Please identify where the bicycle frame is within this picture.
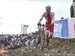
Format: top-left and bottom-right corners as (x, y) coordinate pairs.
(36, 23), (45, 49)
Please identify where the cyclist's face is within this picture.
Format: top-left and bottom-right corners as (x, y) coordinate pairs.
(46, 8), (51, 12)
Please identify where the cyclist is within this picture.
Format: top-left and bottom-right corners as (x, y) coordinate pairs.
(38, 5), (55, 48)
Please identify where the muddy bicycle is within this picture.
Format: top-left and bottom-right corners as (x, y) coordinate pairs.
(36, 23), (49, 50)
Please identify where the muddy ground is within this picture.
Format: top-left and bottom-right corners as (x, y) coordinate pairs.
(0, 38), (75, 56)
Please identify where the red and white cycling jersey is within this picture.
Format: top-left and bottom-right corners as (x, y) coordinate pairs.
(42, 12), (54, 32)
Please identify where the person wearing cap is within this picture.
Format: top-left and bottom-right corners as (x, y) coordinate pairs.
(38, 5), (55, 48)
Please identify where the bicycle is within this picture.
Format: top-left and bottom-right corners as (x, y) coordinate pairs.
(37, 23), (52, 50)
(35, 23), (45, 50)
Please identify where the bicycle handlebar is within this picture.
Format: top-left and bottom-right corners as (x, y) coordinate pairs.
(37, 23), (44, 26)
(37, 23), (45, 30)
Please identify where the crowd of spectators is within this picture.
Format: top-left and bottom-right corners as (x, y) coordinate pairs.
(0, 33), (39, 50)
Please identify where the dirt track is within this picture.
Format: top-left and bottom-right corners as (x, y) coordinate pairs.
(0, 38), (75, 56)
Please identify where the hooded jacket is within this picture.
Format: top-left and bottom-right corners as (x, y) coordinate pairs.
(70, 2), (75, 17)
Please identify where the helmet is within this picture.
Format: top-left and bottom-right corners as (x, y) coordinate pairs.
(45, 5), (51, 11)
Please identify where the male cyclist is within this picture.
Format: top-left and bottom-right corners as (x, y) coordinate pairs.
(38, 5), (55, 48)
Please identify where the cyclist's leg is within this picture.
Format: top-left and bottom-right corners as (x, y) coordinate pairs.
(45, 30), (50, 47)
(50, 32), (54, 39)
(49, 23), (54, 39)
(44, 24), (49, 48)
(44, 30), (49, 48)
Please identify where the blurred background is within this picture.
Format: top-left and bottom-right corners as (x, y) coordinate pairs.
(0, 0), (72, 34)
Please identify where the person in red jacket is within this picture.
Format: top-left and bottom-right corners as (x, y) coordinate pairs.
(38, 5), (55, 48)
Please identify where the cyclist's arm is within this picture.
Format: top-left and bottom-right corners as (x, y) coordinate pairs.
(38, 17), (43, 23)
(38, 13), (45, 23)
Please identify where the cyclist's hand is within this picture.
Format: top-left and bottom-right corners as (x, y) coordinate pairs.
(37, 23), (41, 25)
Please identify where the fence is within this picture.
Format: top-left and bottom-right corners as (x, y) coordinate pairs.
(54, 18), (75, 39)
